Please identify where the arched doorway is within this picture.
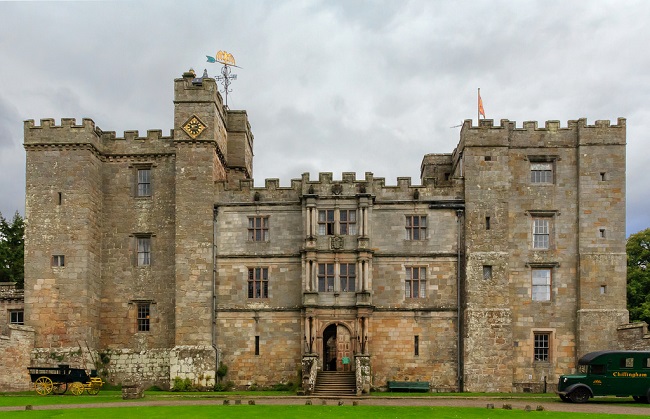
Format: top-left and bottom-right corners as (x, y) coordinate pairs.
(322, 323), (353, 371)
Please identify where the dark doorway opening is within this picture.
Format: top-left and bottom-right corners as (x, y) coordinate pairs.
(323, 324), (337, 371)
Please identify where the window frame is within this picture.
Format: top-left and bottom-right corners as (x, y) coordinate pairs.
(318, 263), (335, 292)
(530, 162), (553, 184)
(137, 303), (150, 332)
(318, 209), (335, 236)
(533, 218), (550, 249)
(339, 209), (357, 235)
(51, 255), (65, 267)
(528, 155), (557, 185)
(9, 310), (24, 325)
(533, 332), (550, 362)
(248, 267), (269, 299)
(248, 216), (269, 242)
(406, 215), (427, 240)
(136, 236), (152, 266)
(136, 167), (152, 197)
(405, 266), (427, 299)
(339, 263), (356, 292)
(531, 268), (551, 301)
(483, 265), (493, 280)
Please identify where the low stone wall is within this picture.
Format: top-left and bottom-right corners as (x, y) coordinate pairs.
(101, 348), (171, 390)
(169, 345), (217, 389)
(617, 323), (650, 350)
(0, 325), (35, 392)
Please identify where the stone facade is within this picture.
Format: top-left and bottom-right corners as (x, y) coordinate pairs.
(20, 71), (630, 392)
(0, 325), (34, 392)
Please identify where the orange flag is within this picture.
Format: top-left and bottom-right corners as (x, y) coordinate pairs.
(478, 88), (486, 119)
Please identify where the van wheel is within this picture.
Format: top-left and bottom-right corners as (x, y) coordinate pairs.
(633, 395), (648, 403)
(570, 387), (590, 403)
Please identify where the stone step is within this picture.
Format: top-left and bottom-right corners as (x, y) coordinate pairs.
(313, 371), (356, 396)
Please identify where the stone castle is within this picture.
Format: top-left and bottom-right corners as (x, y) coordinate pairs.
(17, 70), (631, 392)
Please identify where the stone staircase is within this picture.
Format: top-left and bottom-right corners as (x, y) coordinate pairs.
(313, 371), (357, 396)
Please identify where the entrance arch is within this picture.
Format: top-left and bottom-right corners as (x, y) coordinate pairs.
(322, 323), (353, 371)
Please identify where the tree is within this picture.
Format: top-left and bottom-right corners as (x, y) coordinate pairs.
(627, 228), (650, 324)
(0, 211), (24, 288)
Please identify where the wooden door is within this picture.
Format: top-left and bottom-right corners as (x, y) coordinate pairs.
(336, 325), (352, 371)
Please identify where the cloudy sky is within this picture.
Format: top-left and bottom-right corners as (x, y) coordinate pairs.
(0, 1), (648, 236)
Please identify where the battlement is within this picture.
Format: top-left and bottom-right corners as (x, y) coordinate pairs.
(462, 117), (626, 131)
(98, 129), (174, 142)
(24, 118), (173, 142)
(24, 118), (176, 159)
(456, 117), (626, 153)
(216, 171), (460, 203)
(25, 117), (99, 133)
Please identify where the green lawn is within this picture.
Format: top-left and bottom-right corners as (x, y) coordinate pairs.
(1, 390), (648, 418)
(0, 405), (648, 419)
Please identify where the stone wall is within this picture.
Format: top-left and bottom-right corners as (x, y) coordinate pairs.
(0, 325), (34, 392)
(0, 282), (23, 336)
(215, 311), (301, 388)
(617, 323), (650, 350)
(370, 311), (458, 392)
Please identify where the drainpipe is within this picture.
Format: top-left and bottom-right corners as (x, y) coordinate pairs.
(456, 209), (464, 392)
(212, 207), (220, 381)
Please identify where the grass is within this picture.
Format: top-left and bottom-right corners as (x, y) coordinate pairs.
(1, 390), (648, 418)
(0, 405), (648, 419)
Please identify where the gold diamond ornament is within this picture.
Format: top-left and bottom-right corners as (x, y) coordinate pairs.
(182, 116), (207, 139)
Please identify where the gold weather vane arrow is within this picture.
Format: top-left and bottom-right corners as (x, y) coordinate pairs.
(206, 50), (241, 108)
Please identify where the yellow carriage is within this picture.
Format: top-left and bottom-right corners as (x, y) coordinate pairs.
(28, 364), (104, 396)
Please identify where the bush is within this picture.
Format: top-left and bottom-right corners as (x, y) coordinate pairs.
(271, 382), (297, 391)
(213, 381), (234, 392)
(171, 377), (194, 392)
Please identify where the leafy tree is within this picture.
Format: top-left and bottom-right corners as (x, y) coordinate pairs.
(627, 228), (650, 324)
(0, 211), (24, 288)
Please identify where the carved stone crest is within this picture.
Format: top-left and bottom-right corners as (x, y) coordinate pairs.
(330, 236), (344, 250)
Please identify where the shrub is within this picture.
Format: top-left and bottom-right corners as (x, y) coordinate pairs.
(213, 381), (234, 392)
(271, 382), (297, 391)
(171, 377), (194, 392)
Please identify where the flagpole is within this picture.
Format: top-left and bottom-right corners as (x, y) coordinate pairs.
(478, 88), (480, 123)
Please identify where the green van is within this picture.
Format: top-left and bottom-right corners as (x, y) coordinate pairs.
(557, 350), (650, 403)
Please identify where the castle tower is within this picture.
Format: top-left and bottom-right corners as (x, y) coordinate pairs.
(24, 118), (103, 349)
(458, 118), (628, 392)
(574, 119), (628, 355)
(170, 71), (254, 378)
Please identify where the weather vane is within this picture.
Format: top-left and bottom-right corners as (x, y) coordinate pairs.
(206, 50), (240, 108)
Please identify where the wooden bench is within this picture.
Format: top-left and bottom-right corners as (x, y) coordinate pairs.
(387, 380), (430, 392)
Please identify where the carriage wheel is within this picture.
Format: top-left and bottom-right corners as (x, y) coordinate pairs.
(52, 382), (68, 395)
(69, 382), (85, 396)
(87, 377), (102, 395)
(87, 385), (100, 395)
(34, 376), (53, 395)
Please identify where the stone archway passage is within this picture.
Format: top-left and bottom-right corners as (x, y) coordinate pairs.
(322, 323), (353, 372)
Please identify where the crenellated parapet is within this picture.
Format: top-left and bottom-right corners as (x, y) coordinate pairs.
(216, 171), (462, 204)
(458, 117), (626, 149)
(24, 118), (175, 158)
(24, 118), (101, 150)
(454, 118), (627, 172)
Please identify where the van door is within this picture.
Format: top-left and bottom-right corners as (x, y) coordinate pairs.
(588, 363), (609, 395)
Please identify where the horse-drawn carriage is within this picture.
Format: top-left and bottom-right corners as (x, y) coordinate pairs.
(28, 364), (104, 396)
